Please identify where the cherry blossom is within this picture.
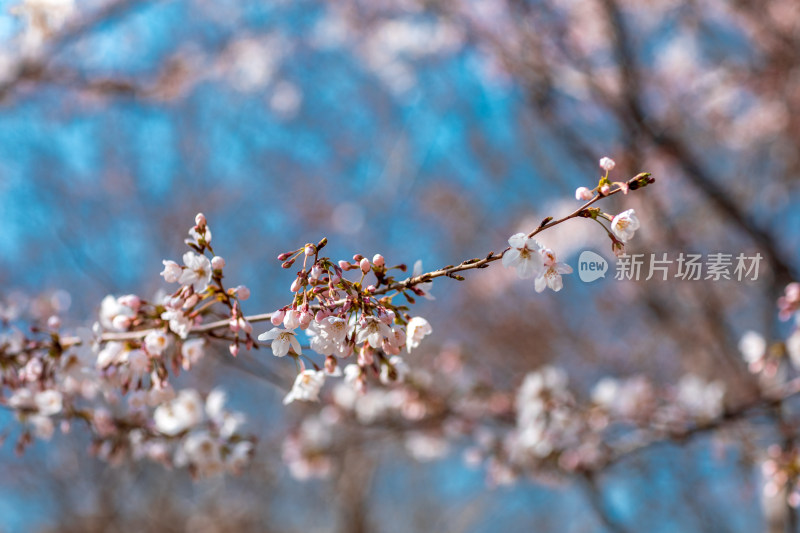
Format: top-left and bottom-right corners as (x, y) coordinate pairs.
(178, 252), (213, 293)
(502, 233), (544, 279)
(610, 209), (640, 243)
(284, 369), (326, 405)
(599, 157), (616, 171)
(258, 327), (302, 357)
(181, 338), (206, 370)
(355, 318), (392, 350)
(534, 249), (573, 293)
(575, 187), (593, 201)
(144, 330), (170, 357)
(99, 295), (138, 331)
(406, 317), (432, 353)
(153, 389), (205, 436)
(160, 260), (182, 283)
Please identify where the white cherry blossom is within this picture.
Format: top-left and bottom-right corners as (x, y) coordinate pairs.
(502, 233), (544, 279)
(258, 327), (302, 357)
(284, 369), (326, 404)
(610, 209), (640, 243)
(153, 389), (205, 436)
(406, 316), (432, 353)
(178, 252), (212, 293)
(534, 249), (573, 293)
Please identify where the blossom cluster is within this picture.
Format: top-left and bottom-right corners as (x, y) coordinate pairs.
(279, 343), (727, 487)
(502, 158), (653, 288)
(0, 215), (256, 478)
(1, 160), (655, 483)
(257, 240), (434, 405)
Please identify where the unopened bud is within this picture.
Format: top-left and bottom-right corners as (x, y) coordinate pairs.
(282, 259), (295, 269)
(118, 295), (141, 309)
(229, 344), (240, 357)
(359, 258), (371, 274)
(211, 256), (225, 270)
(290, 277), (304, 293)
(575, 187), (593, 201)
(235, 285), (250, 300)
(195, 213), (206, 227)
(372, 254), (385, 267)
(304, 244), (316, 256)
(271, 309), (286, 326)
(183, 294), (199, 309)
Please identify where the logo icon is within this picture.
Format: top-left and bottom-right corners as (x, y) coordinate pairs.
(578, 251), (608, 283)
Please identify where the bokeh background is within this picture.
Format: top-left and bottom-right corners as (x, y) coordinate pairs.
(1, 0), (799, 531)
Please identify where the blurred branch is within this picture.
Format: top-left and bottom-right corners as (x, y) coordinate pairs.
(579, 472), (629, 533)
(598, 0), (799, 286)
(0, 0), (161, 102)
(601, 375), (800, 471)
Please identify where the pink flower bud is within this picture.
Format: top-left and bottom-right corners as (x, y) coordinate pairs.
(111, 315), (132, 330)
(235, 285), (250, 300)
(183, 294), (199, 309)
(600, 183), (611, 195)
(372, 254), (385, 267)
(271, 309), (286, 326)
(305, 244), (316, 256)
(277, 252), (292, 261)
(229, 317), (240, 332)
(195, 213), (207, 226)
(118, 295), (141, 309)
(211, 256), (225, 270)
(310, 264), (323, 280)
(338, 260), (351, 271)
(47, 315), (61, 330)
(290, 277), (304, 293)
(360, 258), (371, 273)
(575, 187), (593, 201)
(366, 285), (376, 293)
(315, 310), (327, 322)
(281, 259), (295, 269)
(299, 311), (313, 329)
(353, 254), (364, 262)
(599, 157), (616, 171)
(229, 344), (240, 357)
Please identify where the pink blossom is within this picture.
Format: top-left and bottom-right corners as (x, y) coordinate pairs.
(599, 157), (616, 171)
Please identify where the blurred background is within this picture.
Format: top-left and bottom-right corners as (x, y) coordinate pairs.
(1, 0), (799, 531)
